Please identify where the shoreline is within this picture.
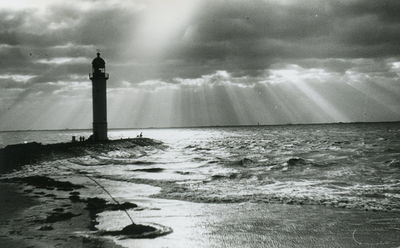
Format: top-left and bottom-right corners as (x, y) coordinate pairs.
(2, 176), (400, 247)
(0, 138), (166, 247)
(2, 175), (400, 248)
(1, 137), (400, 247)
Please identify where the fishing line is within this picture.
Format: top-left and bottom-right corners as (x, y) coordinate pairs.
(75, 169), (135, 225)
(53, 162), (136, 225)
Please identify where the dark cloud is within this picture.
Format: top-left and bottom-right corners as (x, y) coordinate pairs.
(328, 0), (400, 58)
(0, 0), (399, 130)
(73, 9), (137, 48)
(333, 0), (400, 23)
(134, 0), (397, 80)
(192, 0), (333, 41)
(1, 0), (400, 83)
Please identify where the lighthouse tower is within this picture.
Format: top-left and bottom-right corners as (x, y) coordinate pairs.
(90, 53), (109, 141)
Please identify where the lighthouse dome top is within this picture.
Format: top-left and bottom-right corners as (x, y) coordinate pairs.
(92, 52), (105, 68)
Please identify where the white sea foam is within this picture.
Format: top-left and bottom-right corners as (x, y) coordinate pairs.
(1, 123), (400, 212)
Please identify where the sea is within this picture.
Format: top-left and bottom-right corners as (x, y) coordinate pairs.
(1, 122), (400, 247)
(2, 122), (400, 211)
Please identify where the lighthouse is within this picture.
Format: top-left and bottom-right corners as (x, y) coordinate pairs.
(89, 53), (109, 141)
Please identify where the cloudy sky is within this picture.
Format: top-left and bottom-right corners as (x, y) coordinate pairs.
(1, 0), (399, 131)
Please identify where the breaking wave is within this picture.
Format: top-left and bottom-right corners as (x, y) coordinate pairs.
(2, 123), (400, 213)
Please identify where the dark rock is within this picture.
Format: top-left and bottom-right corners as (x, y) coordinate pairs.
(229, 173), (238, 179)
(69, 195), (81, 202)
(101, 223), (157, 236)
(85, 197), (138, 231)
(85, 197), (107, 212)
(120, 223), (156, 235)
(175, 171), (191, 175)
(12, 176), (83, 191)
(132, 168), (164, 173)
(113, 202), (138, 210)
(43, 212), (79, 223)
(241, 158), (253, 166)
(39, 225), (54, 231)
(9, 230), (23, 235)
(86, 198), (138, 211)
(287, 158), (307, 166)
(211, 175), (226, 180)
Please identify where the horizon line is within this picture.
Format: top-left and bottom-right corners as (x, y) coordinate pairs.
(1, 120), (399, 133)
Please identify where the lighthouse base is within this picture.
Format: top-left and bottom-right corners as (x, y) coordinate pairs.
(93, 122), (108, 141)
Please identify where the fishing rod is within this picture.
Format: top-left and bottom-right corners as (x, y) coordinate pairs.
(74, 169), (135, 224)
(55, 162), (136, 225)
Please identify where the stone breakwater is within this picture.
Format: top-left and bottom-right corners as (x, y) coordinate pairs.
(0, 138), (161, 174)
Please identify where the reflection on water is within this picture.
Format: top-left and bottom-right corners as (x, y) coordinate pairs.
(2, 123), (400, 211)
(99, 199), (400, 248)
(2, 123), (400, 247)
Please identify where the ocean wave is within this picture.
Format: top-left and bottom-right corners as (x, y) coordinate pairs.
(151, 179), (400, 212)
(2, 124), (400, 215)
(387, 159), (400, 168)
(69, 156), (160, 166)
(218, 157), (333, 171)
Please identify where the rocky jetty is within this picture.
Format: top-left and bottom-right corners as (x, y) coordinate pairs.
(0, 138), (160, 174)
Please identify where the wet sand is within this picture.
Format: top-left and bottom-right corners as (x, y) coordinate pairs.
(0, 181), (124, 248)
(0, 182), (39, 247)
(1, 178), (400, 248)
(99, 197), (400, 248)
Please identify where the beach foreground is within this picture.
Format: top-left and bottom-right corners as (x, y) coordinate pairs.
(0, 181), (125, 248)
(1, 125), (400, 247)
(1, 176), (400, 248)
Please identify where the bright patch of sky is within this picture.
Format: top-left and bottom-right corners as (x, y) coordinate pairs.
(0, 0), (399, 130)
